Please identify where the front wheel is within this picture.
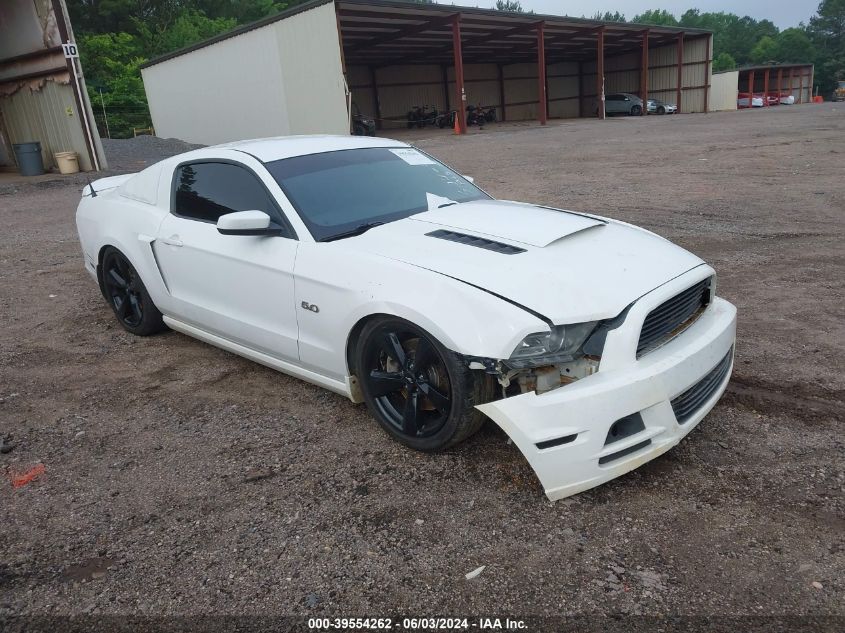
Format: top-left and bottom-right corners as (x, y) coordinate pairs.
(631, 104), (642, 116)
(101, 247), (166, 336)
(355, 317), (491, 452)
(657, 106), (666, 115)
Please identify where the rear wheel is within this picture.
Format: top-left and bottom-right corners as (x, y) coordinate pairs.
(101, 247), (165, 336)
(355, 317), (491, 452)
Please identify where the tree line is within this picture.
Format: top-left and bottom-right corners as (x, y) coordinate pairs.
(67, 0), (843, 138)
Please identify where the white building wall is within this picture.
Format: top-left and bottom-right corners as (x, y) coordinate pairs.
(710, 71), (738, 111)
(275, 2), (348, 135)
(141, 3), (347, 144)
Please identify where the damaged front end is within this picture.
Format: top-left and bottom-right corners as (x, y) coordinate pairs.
(464, 269), (737, 502)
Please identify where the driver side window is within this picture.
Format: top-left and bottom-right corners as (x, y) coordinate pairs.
(172, 161), (284, 227)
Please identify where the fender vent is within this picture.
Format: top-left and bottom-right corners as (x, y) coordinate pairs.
(426, 229), (526, 254)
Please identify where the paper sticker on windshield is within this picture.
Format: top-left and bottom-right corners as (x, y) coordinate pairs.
(390, 148), (435, 165)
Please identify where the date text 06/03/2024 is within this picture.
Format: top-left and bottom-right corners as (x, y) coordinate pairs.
(307, 617), (528, 630)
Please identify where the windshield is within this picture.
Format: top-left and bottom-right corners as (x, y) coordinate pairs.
(265, 147), (489, 241)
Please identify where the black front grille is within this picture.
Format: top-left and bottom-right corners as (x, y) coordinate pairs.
(637, 277), (711, 357)
(425, 229), (526, 255)
(671, 348), (733, 424)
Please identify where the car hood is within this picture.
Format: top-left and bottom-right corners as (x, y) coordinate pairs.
(348, 200), (705, 324)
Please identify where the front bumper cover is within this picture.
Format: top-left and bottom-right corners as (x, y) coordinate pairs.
(477, 269), (737, 501)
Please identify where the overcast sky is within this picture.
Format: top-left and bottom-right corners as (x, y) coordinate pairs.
(464, 1), (818, 29)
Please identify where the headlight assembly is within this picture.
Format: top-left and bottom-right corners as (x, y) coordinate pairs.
(508, 321), (599, 368)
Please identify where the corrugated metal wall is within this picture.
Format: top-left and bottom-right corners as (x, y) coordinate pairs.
(740, 66), (813, 103)
(0, 77), (94, 170)
(142, 2), (347, 144)
(351, 34), (711, 126)
(710, 71), (738, 111)
(581, 37), (710, 115)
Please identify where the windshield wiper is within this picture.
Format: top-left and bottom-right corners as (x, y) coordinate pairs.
(321, 221), (385, 242)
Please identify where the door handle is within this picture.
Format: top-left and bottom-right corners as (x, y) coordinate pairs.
(162, 235), (183, 247)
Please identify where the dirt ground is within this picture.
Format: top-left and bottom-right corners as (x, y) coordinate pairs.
(1, 105), (843, 627)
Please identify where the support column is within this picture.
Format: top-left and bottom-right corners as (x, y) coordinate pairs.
(799, 68), (804, 103)
(809, 66), (815, 99)
(577, 61), (583, 118)
(451, 15), (467, 134)
(596, 27), (605, 120)
(497, 63), (506, 121)
(537, 22), (547, 125)
(640, 30), (649, 115)
(763, 68), (770, 106)
(745, 70), (754, 107)
(368, 67), (382, 131)
(704, 34), (712, 113)
(675, 33), (684, 112)
(788, 67), (794, 99)
(777, 68), (783, 101)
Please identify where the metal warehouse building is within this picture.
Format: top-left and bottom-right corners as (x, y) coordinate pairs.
(1, 0), (106, 173)
(710, 63), (815, 111)
(737, 64), (815, 105)
(141, 0), (714, 144)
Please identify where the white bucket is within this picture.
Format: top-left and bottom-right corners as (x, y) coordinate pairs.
(54, 151), (79, 175)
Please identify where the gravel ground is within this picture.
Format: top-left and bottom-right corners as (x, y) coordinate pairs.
(0, 105), (843, 628)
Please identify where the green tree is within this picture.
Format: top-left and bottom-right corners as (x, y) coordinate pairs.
(592, 11), (626, 22)
(134, 9), (237, 56)
(807, 0), (845, 94)
(79, 32), (149, 138)
(632, 9), (678, 26)
(712, 52), (737, 71)
(776, 28), (816, 62)
(495, 1), (524, 12)
(750, 35), (779, 63)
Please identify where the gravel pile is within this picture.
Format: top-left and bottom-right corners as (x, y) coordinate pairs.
(101, 136), (204, 173)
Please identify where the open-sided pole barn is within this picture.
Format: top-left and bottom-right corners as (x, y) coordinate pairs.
(141, 0), (713, 144)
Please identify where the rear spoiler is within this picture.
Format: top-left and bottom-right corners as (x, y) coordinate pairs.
(82, 173), (134, 198)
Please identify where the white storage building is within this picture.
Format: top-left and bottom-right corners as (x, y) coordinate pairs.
(141, 0), (715, 144)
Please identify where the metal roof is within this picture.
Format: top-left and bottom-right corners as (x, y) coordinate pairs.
(734, 63), (814, 73)
(142, 0), (712, 69)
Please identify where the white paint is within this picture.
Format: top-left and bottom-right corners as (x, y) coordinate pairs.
(710, 71), (739, 112)
(141, 3), (347, 144)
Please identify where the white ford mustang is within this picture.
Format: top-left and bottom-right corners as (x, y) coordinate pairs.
(76, 135), (736, 500)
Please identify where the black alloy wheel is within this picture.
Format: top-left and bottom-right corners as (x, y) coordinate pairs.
(356, 318), (491, 452)
(631, 104), (643, 116)
(101, 247), (165, 336)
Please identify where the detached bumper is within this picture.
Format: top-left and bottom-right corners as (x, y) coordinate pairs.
(477, 280), (736, 501)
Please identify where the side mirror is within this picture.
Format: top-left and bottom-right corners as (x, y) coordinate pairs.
(463, 175), (475, 183)
(217, 210), (282, 236)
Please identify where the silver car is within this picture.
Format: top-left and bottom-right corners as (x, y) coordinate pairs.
(647, 98), (677, 115)
(603, 92), (644, 116)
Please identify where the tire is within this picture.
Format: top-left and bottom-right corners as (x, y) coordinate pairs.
(631, 104), (642, 116)
(355, 317), (492, 452)
(658, 106), (666, 115)
(100, 247), (166, 336)
(352, 123), (365, 136)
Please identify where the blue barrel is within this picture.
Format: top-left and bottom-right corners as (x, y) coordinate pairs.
(13, 142), (45, 176)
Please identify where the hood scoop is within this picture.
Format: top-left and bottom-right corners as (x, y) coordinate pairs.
(426, 229), (526, 255)
(411, 200), (605, 248)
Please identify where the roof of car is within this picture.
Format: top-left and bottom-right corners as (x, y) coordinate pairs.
(213, 135), (408, 162)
